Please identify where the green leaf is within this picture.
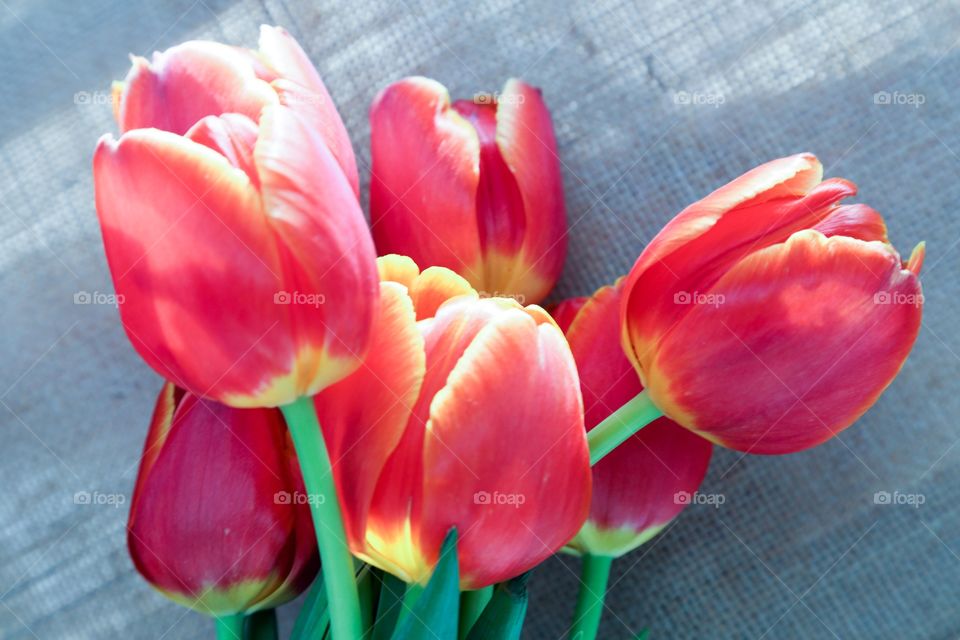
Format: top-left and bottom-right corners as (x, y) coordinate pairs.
(243, 609), (278, 640)
(290, 573), (330, 640)
(465, 572), (530, 640)
(635, 629), (650, 640)
(391, 528), (460, 640)
(372, 572), (408, 640)
(458, 586), (493, 638)
(358, 565), (380, 638)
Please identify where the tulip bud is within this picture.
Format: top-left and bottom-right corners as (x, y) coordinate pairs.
(553, 284), (712, 557)
(621, 153), (924, 454)
(128, 383), (318, 615)
(370, 77), (566, 304)
(95, 27), (377, 407)
(313, 255), (591, 589)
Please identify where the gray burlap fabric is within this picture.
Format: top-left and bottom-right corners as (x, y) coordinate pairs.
(1, 0), (957, 638)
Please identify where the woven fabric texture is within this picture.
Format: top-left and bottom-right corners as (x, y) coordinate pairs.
(1, 0), (957, 638)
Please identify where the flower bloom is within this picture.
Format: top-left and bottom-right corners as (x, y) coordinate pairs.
(369, 77), (566, 305)
(95, 26), (377, 407)
(313, 255), (590, 589)
(553, 283), (712, 557)
(621, 153), (925, 454)
(128, 383), (318, 615)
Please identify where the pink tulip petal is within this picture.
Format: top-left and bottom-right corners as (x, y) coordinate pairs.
(370, 77), (484, 285)
(649, 230), (923, 453)
(259, 25), (359, 195)
(420, 308), (589, 588)
(558, 284), (711, 556)
(119, 42), (277, 134)
(254, 104), (378, 398)
(93, 129), (301, 405)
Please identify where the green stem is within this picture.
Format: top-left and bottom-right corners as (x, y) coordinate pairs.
(568, 555), (613, 640)
(215, 614), (245, 640)
(587, 390), (663, 465)
(458, 585), (493, 638)
(281, 397), (363, 640)
(244, 609), (278, 639)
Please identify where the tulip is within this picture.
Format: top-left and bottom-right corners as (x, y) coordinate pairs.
(619, 153), (925, 454)
(95, 26), (377, 409)
(554, 283), (713, 558)
(313, 255), (591, 589)
(128, 382), (318, 630)
(369, 77), (566, 305)
(554, 284), (712, 640)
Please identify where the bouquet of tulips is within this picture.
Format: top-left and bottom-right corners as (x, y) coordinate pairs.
(94, 26), (925, 640)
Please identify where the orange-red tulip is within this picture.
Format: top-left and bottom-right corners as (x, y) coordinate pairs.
(128, 383), (318, 615)
(95, 27), (377, 407)
(369, 77), (566, 305)
(553, 284), (712, 557)
(313, 255), (591, 589)
(621, 153), (925, 454)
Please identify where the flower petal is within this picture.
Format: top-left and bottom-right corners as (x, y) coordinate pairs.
(259, 26), (359, 196)
(649, 229), (924, 453)
(548, 296), (587, 333)
(128, 387), (316, 614)
(491, 79), (566, 303)
(376, 255), (478, 320)
(906, 241), (925, 275)
(185, 113), (260, 188)
(253, 104), (379, 402)
(118, 42), (277, 134)
(377, 254), (421, 288)
(813, 204), (888, 242)
(559, 285), (711, 557)
(370, 77), (484, 286)
(419, 307), (590, 588)
(622, 162), (856, 378)
(315, 281), (426, 549)
(451, 97), (527, 295)
(359, 297), (506, 584)
(93, 129), (302, 405)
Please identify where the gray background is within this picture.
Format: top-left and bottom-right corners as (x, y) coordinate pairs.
(0, 0), (957, 638)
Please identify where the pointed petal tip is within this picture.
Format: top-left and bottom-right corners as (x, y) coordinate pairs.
(822, 176), (858, 196)
(94, 134), (122, 167)
(907, 241), (926, 275)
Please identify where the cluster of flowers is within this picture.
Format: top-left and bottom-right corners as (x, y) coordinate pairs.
(94, 26), (925, 640)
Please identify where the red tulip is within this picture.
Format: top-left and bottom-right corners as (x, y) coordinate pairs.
(95, 27), (377, 407)
(553, 284), (712, 557)
(128, 382), (318, 615)
(369, 77), (566, 305)
(313, 255), (590, 589)
(114, 25), (358, 194)
(621, 153), (925, 454)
